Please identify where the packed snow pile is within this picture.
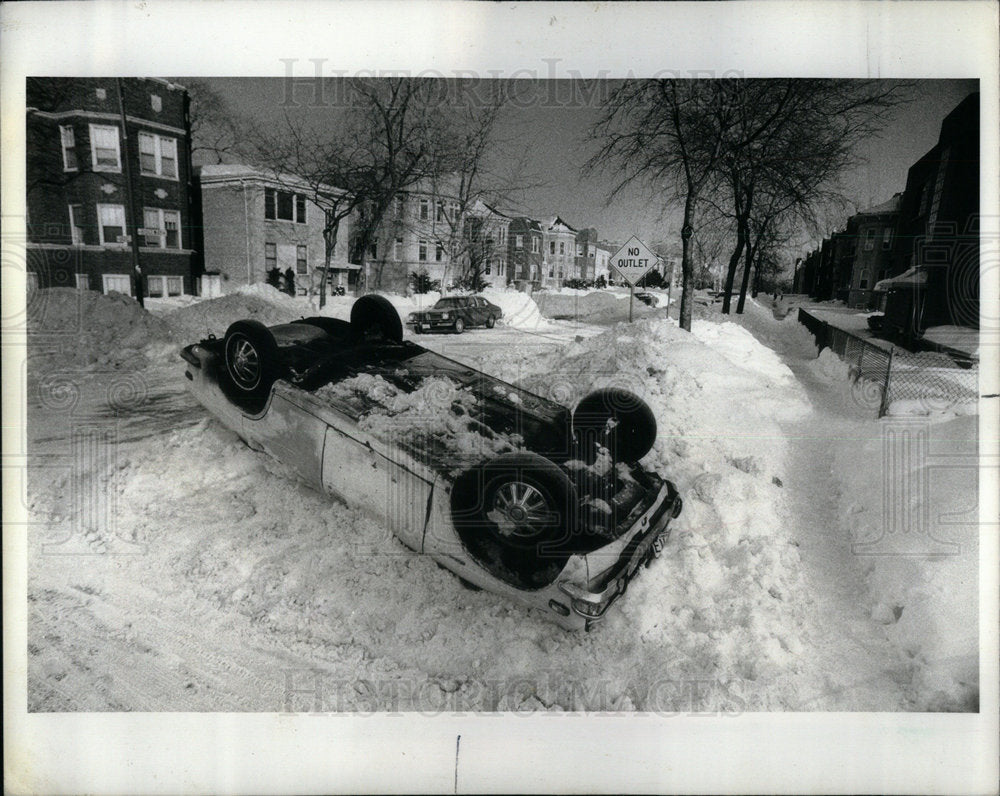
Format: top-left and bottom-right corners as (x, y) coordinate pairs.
(27, 288), (173, 370)
(533, 290), (665, 325)
(163, 285), (308, 342)
(479, 287), (551, 330)
(691, 320), (798, 387)
(809, 346), (852, 383)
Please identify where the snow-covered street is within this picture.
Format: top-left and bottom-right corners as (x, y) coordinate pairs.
(24, 288), (979, 712)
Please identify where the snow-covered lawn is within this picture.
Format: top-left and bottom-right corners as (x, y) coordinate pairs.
(22, 287), (981, 712)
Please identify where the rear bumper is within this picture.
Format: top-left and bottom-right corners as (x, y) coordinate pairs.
(558, 480), (682, 624)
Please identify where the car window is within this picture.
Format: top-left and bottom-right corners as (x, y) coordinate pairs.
(436, 298), (460, 308)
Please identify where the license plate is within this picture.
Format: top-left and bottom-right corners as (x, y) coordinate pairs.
(421, 324), (429, 330)
(651, 531), (667, 557)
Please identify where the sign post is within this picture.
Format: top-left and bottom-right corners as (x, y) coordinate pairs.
(609, 236), (657, 322)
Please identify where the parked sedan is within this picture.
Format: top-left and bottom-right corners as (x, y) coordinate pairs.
(181, 296), (682, 629)
(406, 295), (502, 334)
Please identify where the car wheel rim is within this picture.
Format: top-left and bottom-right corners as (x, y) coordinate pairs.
(492, 481), (552, 540)
(227, 336), (260, 389)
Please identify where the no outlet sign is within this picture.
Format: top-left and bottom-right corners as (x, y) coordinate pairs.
(610, 237), (657, 286)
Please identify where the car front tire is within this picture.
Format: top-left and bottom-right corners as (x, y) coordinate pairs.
(223, 320), (281, 400)
(453, 317), (465, 334)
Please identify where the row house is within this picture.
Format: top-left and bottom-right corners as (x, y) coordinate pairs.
(464, 200), (511, 288)
(542, 216), (577, 285)
(794, 91), (979, 340)
(574, 227), (600, 281)
(880, 92), (979, 334)
(25, 77), (197, 297)
(845, 194), (900, 308)
(363, 175), (464, 293)
(507, 217), (544, 284)
(195, 164), (354, 296)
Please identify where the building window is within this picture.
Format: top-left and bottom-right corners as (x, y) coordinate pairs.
(264, 188), (305, 222)
(89, 124), (122, 172)
(485, 260), (491, 275)
(150, 94), (162, 112)
(418, 239), (428, 261)
(370, 241), (378, 259)
(449, 201), (460, 220)
(532, 237), (540, 254)
(296, 245), (308, 275)
(265, 242), (277, 270)
(550, 241), (556, 255)
(68, 204), (84, 245)
(96, 204), (126, 246)
(559, 241), (565, 255)
(576, 243), (583, 256)
(436, 201), (446, 222)
(515, 234), (523, 250)
(138, 132), (177, 178)
(102, 274), (132, 295)
(436, 243), (444, 262)
(419, 199), (429, 220)
(863, 228), (876, 251)
(147, 275), (184, 298)
(882, 228), (893, 249)
(142, 208), (181, 249)
(75, 273), (90, 290)
(394, 197), (404, 219)
(59, 125), (78, 171)
(394, 237), (403, 260)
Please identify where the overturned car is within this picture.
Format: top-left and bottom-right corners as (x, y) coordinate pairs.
(181, 296), (682, 629)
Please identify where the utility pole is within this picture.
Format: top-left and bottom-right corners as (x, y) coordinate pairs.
(116, 78), (144, 306)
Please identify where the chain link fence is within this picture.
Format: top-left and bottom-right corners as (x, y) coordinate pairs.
(798, 309), (978, 417)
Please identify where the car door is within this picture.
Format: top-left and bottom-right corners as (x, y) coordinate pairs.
(320, 417), (433, 553)
(241, 387), (327, 490)
(469, 297), (486, 325)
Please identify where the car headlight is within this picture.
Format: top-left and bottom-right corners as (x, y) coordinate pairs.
(407, 313), (416, 321)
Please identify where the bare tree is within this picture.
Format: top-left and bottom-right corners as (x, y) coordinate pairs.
(588, 80), (790, 331)
(241, 78), (449, 304)
(184, 79), (242, 165)
(714, 80), (911, 314)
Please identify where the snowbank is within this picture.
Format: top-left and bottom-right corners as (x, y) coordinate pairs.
(479, 287), (551, 330)
(691, 320), (798, 387)
(27, 288), (173, 370)
(163, 286), (309, 342)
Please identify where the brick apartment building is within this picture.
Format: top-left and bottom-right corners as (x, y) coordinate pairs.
(196, 164), (355, 295)
(542, 216), (577, 286)
(507, 217), (544, 286)
(26, 77), (197, 297)
(846, 194), (900, 308)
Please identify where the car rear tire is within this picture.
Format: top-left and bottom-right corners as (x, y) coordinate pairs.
(486, 315), (496, 329)
(350, 295), (403, 343)
(453, 452), (577, 553)
(223, 320), (282, 400)
(572, 388), (657, 464)
(453, 317), (465, 334)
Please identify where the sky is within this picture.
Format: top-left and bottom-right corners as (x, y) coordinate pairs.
(197, 77), (978, 260)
